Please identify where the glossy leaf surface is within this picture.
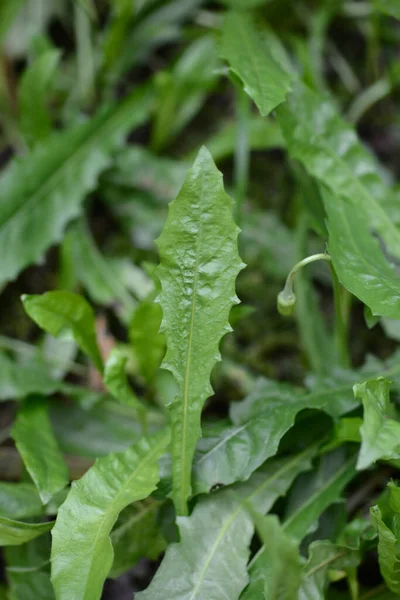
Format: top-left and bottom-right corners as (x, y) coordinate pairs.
(156, 146), (243, 514)
(22, 291), (103, 372)
(51, 431), (169, 600)
(0, 85), (151, 287)
(221, 12), (293, 116)
(137, 449), (314, 600)
(0, 518), (53, 546)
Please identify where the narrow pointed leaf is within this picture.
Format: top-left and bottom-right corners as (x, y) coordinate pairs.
(110, 499), (167, 578)
(278, 81), (400, 319)
(22, 291), (103, 372)
(355, 378), (400, 469)
(51, 430), (169, 600)
(0, 84), (151, 287)
(241, 509), (302, 600)
(137, 449), (314, 600)
(156, 146), (243, 514)
(12, 397), (69, 504)
(0, 518), (54, 546)
(220, 12), (293, 116)
(18, 48), (61, 147)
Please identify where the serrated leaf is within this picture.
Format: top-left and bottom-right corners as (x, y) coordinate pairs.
(0, 483), (43, 519)
(156, 146), (243, 514)
(371, 483), (400, 594)
(192, 377), (357, 495)
(220, 12), (293, 116)
(129, 291), (165, 384)
(5, 534), (55, 600)
(12, 397), (69, 505)
(110, 499), (166, 578)
(137, 448), (314, 600)
(0, 84), (151, 287)
(22, 291), (103, 372)
(0, 518), (54, 546)
(355, 378), (400, 469)
(51, 430), (169, 600)
(299, 540), (360, 600)
(278, 81), (400, 319)
(18, 48), (60, 147)
(241, 510), (302, 600)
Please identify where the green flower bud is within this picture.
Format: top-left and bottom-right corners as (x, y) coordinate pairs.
(277, 290), (296, 316)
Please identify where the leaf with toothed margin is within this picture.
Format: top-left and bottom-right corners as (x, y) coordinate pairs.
(155, 146), (244, 515)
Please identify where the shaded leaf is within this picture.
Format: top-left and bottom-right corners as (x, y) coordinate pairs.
(278, 81), (400, 319)
(138, 449), (314, 600)
(51, 430), (169, 600)
(104, 347), (146, 417)
(374, 0), (400, 19)
(0, 84), (151, 287)
(129, 292), (165, 384)
(18, 48), (60, 146)
(0, 518), (53, 546)
(12, 397), (69, 504)
(241, 509), (302, 600)
(355, 378), (400, 469)
(22, 291), (103, 372)
(0, 483), (43, 519)
(299, 540), (360, 600)
(5, 534), (54, 600)
(221, 12), (293, 116)
(371, 482), (400, 594)
(110, 499), (166, 578)
(156, 146), (243, 514)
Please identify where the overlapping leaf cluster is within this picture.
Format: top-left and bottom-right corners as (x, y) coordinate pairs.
(1, 1), (400, 599)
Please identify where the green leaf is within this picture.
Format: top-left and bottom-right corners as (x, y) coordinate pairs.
(129, 292), (165, 384)
(0, 0), (23, 46)
(104, 347), (146, 417)
(0, 84), (151, 287)
(278, 81), (400, 319)
(137, 449), (314, 600)
(155, 146), (243, 515)
(110, 499), (166, 578)
(12, 397), (69, 504)
(0, 483), (43, 519)
(283, 450), (357, 542)
(0, 352), (69, 401)
(22, 291), (103, 372)
(354, 378), (400, 469)
(18, 48), (60, 147)
(5, 534), (55, 600)
(0, 518), (54, 546)
(371, 483), (400, 594)
(61, 219), (136, 321)
(241, 509), (302, 600)
(220, 12), (293, 116)
(299, 540), (360, 600)
(51, 430), (169, 600)
(374, 0), (400, 19)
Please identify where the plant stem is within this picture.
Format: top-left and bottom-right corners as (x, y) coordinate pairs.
(330, 263), (350, 368)
(281, 253), (331, 298)
(234, 86), (250, 228)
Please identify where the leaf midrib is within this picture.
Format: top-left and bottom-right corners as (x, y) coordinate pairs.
(187, 448), (314, 600)
(75, 435), (166, 596)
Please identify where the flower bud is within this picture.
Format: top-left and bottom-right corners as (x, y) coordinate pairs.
(277, 290), (296, 316)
